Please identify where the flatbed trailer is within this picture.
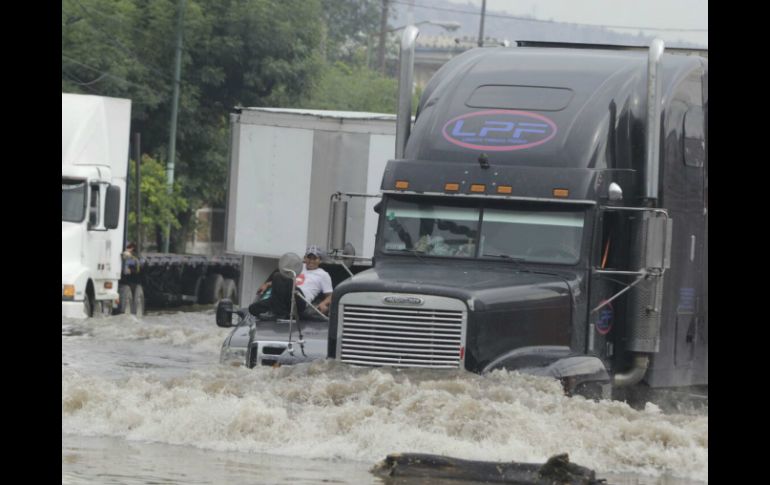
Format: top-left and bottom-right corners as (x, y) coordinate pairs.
(120, 253), (241, 312)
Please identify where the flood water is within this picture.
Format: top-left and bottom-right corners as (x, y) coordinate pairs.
(62, 310), (707, 484)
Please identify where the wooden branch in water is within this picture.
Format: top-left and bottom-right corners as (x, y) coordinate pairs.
(372, 452), (605, 484)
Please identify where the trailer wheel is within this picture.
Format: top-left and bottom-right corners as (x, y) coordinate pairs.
(223, 278), (238, 304)
(131, 284), (145, 318)
(115, 285), (133, 314)
(185, 276), (204, 304)
(201, 274), (225, 304)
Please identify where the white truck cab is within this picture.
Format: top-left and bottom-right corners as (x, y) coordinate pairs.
(62, 93), (131, 318)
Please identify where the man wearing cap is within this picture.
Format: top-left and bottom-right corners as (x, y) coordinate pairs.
(248, 245), (333, 320)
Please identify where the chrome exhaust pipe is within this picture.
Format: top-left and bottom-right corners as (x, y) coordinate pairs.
(615, 38), (665, 389)
(395, 25), (419, 159)
(613, 354), (649, 387)
(644, 38), (665, 201)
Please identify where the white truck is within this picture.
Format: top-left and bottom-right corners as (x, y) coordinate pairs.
(62, 93), (242, 318)
(62, 93), (131, 318)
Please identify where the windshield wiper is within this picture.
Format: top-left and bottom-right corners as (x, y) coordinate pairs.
(387, 248), (429, 263)
(388, 248), (427, 255)
(482, 253), (533, 272)
(483, 253), (524, 261)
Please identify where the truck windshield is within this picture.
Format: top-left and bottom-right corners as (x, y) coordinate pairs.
(62, 178), (87, 223)
(382, 197), (585, 264)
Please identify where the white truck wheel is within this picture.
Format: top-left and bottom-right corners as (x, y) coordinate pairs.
(83, 294), (93, 318)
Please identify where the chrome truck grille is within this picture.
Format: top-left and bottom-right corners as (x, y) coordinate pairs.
(337, 292), (467, 369)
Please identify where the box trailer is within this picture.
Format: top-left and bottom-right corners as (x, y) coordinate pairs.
(225, 108), (397, 304)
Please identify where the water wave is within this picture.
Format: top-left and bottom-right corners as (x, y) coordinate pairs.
(62, 359), (707, 481)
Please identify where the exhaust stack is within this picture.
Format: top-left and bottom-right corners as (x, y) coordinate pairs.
(395, 25), (419, 159)
(644, 38), (665, 201)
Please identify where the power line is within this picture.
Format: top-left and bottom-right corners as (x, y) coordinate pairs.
(62, 55), (165, 97)
(64, 71), (109, 86)
(389, 0), (707, 33)
(62, 71), (103, 94)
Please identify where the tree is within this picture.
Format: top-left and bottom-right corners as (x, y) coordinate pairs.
(63, 0), (326, 252)
(319, 0), (385, 62)
(303, 61), (398, 113)
(127, 155), (188, 250)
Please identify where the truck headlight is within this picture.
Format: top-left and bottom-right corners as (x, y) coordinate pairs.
(62, 284), (75, 301)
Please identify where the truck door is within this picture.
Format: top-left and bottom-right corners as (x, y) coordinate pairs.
(86, 182), (114, 282)
(587, 209), (632, 362)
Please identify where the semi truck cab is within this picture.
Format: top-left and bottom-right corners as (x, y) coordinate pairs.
(218, 31), (706, 396)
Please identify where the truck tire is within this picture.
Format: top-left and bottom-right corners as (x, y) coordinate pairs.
(131, 284), (145, 318)
(183, 276), (204, 304)
(223, 278), (238, 304)
(115, 285), (133, 314)
(201, 274), (224, 304)
(83, 294), (93, 318)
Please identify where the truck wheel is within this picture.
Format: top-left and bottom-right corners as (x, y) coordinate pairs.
(131, 284), (145, 318)
(115, 285), (133, 314)
(201, 274), (224, 304)
(83, 294), (93, 318)
(184, 276), (204, 304)
(223, 279), (238, 304)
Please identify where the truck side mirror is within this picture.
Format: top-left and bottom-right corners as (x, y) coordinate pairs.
(216, 299), (234, 327)
(641, 211), (672, 271)
(104, 185), (121, 230)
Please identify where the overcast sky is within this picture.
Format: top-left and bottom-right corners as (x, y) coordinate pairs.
(463, 0), (708, 46)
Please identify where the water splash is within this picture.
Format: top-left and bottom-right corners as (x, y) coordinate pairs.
(62, 358), (707, 481)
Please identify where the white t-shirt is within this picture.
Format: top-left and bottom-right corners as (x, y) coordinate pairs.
(296, 264), (333, 302)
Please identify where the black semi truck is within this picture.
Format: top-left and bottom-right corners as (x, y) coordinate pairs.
(217, 30), (707, 396)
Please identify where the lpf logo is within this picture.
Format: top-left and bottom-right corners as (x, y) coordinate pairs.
(442, 109), (557, 151)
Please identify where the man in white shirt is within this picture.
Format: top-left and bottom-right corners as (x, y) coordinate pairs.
(295, 245), (334, 314)
(248, 245), (333, 320)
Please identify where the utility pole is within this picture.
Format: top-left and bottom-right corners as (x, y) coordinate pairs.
(478, 0), (487, 47)
(134, 133), (142, 256)
(377, 0), (389, 74)
(164, 0), (186, 253)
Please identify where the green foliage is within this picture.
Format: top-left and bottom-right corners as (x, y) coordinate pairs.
(126, 155), (188, 246)
(303, 62), (398, 113)
(319, 0), (385, 61)
(62, 0), (415, 250)
(63, 0), (326, 249)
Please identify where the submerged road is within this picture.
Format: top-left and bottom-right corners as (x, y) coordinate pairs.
(62, 310), (707, 484)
